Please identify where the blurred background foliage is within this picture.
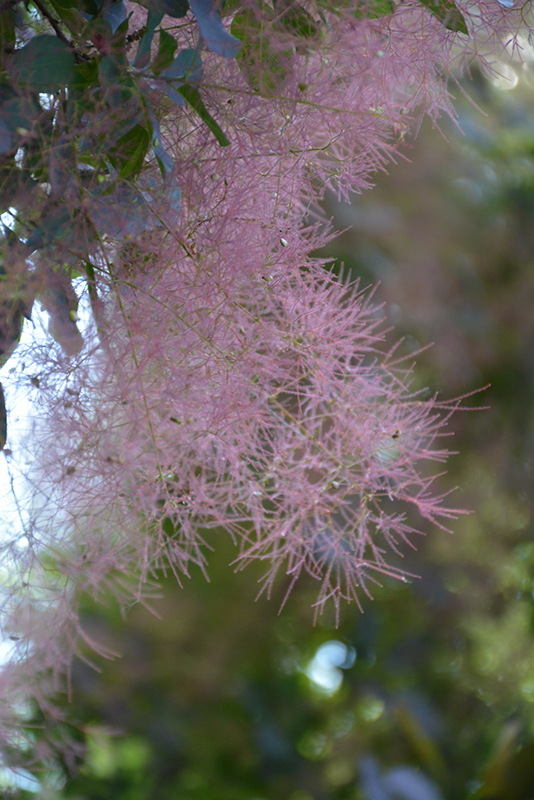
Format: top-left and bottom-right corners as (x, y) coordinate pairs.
(6, 54), (534, 800)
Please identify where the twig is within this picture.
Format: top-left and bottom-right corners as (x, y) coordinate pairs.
(31, 0), (71, 47)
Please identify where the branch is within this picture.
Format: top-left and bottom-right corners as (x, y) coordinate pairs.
(31, 0), (71, 47)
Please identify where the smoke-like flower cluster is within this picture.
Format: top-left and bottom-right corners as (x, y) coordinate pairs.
(0, 0), (529, 766)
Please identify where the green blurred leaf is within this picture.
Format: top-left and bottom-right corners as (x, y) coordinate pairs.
(276, 1), (319, 48)
(416, 0), (468, 34)
(352, 0), (396, 19)
(11, 35), (76, 89)
(317, 0), (394, 19)
(177, 84), (230, 146)
(232, 10), (292, 96)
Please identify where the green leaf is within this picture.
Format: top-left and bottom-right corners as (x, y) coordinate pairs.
(151, 30), (178, 76)
(416, 0), (468, 34)
(11, 35), (75, 89)
(177, 84), (230, 147)
(317, 0), (394, 18)
(352, 0), (396, 19)
(111, 124), (151, 180)
(133, 8), (164, 68)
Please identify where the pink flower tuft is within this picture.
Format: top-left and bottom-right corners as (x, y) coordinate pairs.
(0, 0), (527, 765)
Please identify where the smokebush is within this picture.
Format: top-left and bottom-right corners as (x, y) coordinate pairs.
(0, 0), (529, 770)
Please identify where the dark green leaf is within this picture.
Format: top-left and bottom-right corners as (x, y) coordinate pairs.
(151, 30), (178, 75)
(11, 35), (75, 89)
(177, 84), (230, 146)
(48, 0), (85, 9)
(154, 0), (190, 18)
(50, 0), (98, 12)
(416, 0), (468, 34)
(111, 124), (151, 180)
